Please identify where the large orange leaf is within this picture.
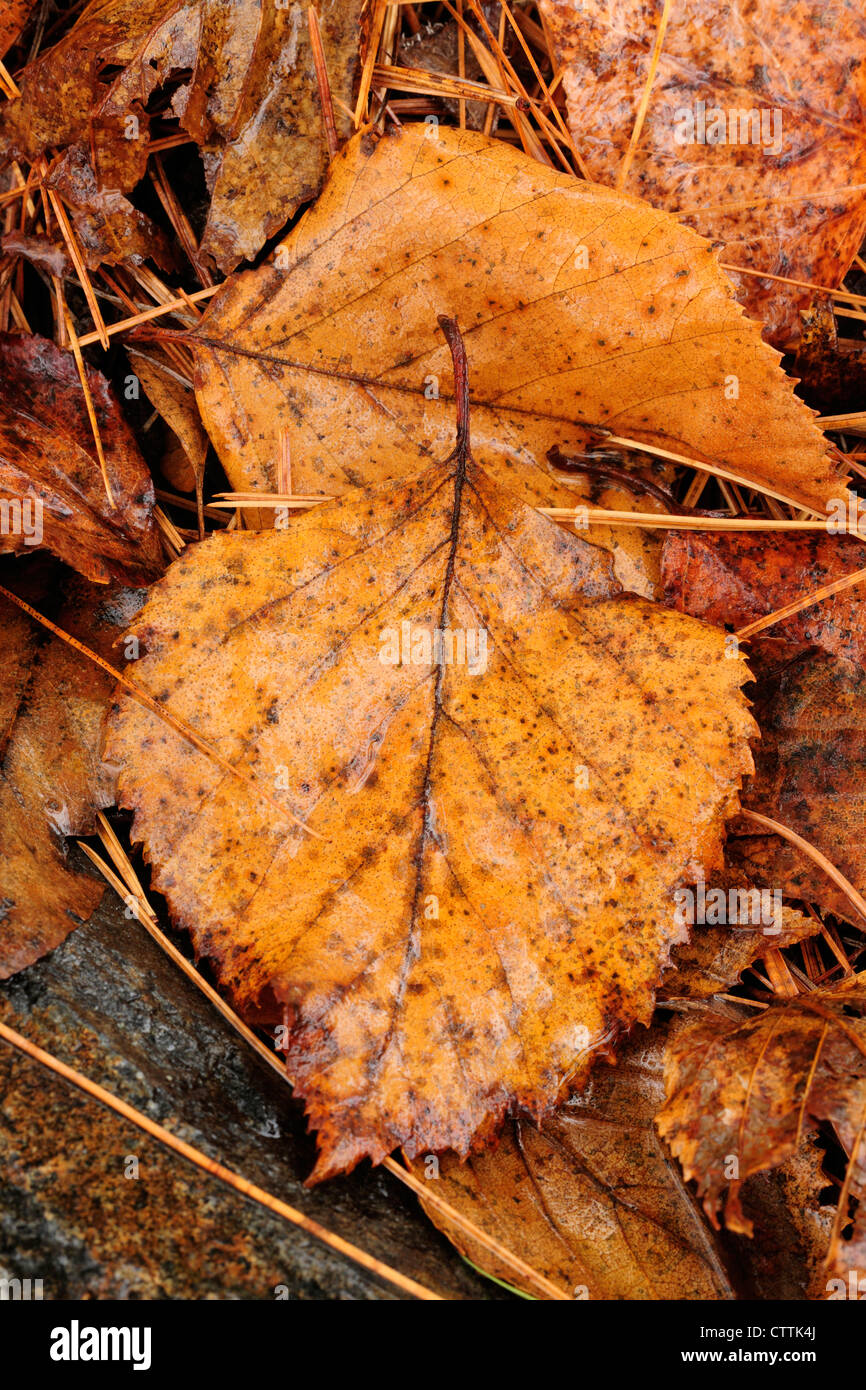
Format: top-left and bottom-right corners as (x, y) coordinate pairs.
(191, 123), (844, 515)
(539, 0), (866, 345)
(105, 353), (755, 1179)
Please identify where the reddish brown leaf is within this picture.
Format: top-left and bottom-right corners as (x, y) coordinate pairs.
(661, 531), (866, 672)
(0, 333), (162, 584)
(657, 984), (866, 1281)
(0, 569), (145, 979)
(729, 651), (866, 925)
(539, 0), (866, 345)
(46, 149), (177, 273)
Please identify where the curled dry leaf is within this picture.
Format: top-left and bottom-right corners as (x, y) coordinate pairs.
(662, 531), (866, 673)
(0, 0), (363, 272)
(656, 983), (866, 1278)
(733, 1143), (838, 1300)
(661, 892), (819, 1001)
(538, 0), (866, 345)
(46, 149), (177, 273)
(0, 333), (162, 584)
(410, 1026), (737, 1300)
(729, 652), (866, 925)
(0, 571), (145, 980)
(192, 124), (844, 526)
(0, 230), (72, 280)
(104, 398), (755, 1180)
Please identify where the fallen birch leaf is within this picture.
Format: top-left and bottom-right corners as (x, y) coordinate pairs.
(539, 0), (866, 345)
(0, 333), (162, 584)
(410, 1026), (737, 1300)
(191, 123), (844, 516)
(105, 373), (755, 1179)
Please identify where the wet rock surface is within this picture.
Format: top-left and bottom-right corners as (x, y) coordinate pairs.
(0, 886), (504, 1300)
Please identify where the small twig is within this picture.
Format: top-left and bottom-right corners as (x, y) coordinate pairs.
(547, 444), (699, 514)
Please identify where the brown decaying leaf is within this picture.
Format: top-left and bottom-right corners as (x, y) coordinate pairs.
(192, 124), (844, 519)
(46, 148), (177, 273)
(538, 0), (866, 345)
(657, 984), (866, 1260)
(0, 230), (72, 280)
(662, 531), (866, 672)
(728, 651), (866, 925)
(0, 0), (363, 273)
(734, 1143), (837, 1300)
(104, 388), (755, 1180)
(794, 298), (866, 416)
(0, 333), (162, 584)
(410, 1025), (737, 1300)
(0, 571), (145, 980)
(0, 0), (29, 60)
(661, 891), (819, 1001)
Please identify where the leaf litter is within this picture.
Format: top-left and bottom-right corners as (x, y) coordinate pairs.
(2, 0), (866, 1301)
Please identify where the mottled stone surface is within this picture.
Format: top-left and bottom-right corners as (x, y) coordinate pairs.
(0, 881), (504, 1300)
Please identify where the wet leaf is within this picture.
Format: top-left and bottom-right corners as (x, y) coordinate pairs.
(539, 0), (866, 345)
(661, 891), (819, 1001)
(0, 0), (364, 272)
(46, 148), (177, 272)
(732, 1143), (837, 1299)
(0, 570), (145, 979)
(657, 984), (866, 1277)
(104, 411), (755, 1180)
(0, 332), (162, 584)
(410, 1025), (737, 1300)
(192, 123), (843, 518)
(662, 531), (866, 672)
(0, 0), (29, 59)
(729, 652), (866, 925)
